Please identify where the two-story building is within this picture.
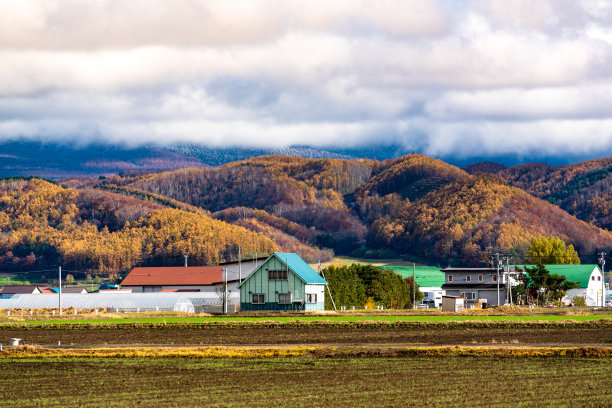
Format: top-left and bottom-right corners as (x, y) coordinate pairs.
(441, 267), (507, 307)
(238, 252), (328, 311)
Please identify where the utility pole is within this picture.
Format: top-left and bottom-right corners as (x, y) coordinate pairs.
(58, 266), (62, 315)
(413, 262), (416, 310)
(222, 267), (227, 315)
(319, 262), (337, 311)
(599, 252), (607, 307)
(505, 256), (512, 305)
(493, 253), (501, 306)
(238, 246), (242, 284)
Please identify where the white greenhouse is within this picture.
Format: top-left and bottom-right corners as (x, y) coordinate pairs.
(0, 292), (241, 313)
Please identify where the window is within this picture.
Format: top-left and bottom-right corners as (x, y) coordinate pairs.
(278, 293), (291, 304)
(493, 274), (497, 282)
(597, 276), (601, 281)
(268, 270), (288, 280)
(252, 294), (264, 304)
(592, 276), (595, 281)
(462, 292), (476, 300)
(306, 293), (317, 303)
(466, 275), (471, 282)
(448, 275), (453, 282)
(478, 275), (483, 282)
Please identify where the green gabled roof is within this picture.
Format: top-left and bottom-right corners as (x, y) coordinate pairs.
(384, 266), (444, 287)
(274, 253), (328, 284)
(513, 264), (601, 288)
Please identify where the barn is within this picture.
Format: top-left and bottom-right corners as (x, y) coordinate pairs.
(120, 266), (235, 293)
(238, 252), (328, 311)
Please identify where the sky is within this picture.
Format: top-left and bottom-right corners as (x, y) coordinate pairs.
(1, 0), (612, 162)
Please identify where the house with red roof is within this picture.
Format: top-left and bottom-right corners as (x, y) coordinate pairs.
(120, 266), (238, 293)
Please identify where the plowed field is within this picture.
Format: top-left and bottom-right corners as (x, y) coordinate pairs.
(1, 321), (610, 347)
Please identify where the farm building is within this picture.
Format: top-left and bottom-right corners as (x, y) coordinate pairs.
(218, 258), (261, 283)
(0, 285), (48, 297)
(121, 265), (239, 293)
(51, 287), (88, 294)
(441, 267), (507, 307)
(513, 264), (605, 307)
(238, 252), (328, 311)
(384, 266), (445, 307)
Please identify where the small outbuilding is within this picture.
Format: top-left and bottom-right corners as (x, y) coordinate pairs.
(441, 295), (464, 312)
(238, 252), (328, 311)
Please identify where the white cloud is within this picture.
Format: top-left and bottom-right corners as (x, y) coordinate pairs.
(1, 0), (612, 160)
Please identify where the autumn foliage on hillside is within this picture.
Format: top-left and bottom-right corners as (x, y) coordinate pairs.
(0, 179), (276, 276)
(352, 154), (467, 223)
(368, 174), (612, 266)
(499, 158), (612, 231)
(128, 158), (368, 253)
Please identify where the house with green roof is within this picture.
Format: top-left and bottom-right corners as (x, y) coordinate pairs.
(384, 266), (445, 307)
(238, 253), (328, 311)
(513, 264), (604, 307)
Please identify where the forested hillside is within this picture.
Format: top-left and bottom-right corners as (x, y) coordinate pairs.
(367, 174), (612, 266)
(127, 157), (372, 253)
(0, 178), (276, 276)
(2, 153), (611, 276)
(489, 158), (612, 231)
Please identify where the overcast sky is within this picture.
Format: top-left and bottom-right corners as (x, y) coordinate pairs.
(1, 0), (612, 161)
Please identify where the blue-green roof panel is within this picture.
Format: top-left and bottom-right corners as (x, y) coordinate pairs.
(274, 253), (328, 284)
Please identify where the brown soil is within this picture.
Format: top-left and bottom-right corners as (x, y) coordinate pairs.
(1, 325), (610, 347)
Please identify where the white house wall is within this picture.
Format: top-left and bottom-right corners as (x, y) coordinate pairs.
(304, 284), (326, 310)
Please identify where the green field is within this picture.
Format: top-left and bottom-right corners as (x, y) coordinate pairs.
(0, 356), (609, 407)
(3, 313), (611, 326)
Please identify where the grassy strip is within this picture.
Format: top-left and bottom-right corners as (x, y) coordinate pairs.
(0, 319), (610, 331)
(1, 345), (610, 359)
(2, 313), (611, 326)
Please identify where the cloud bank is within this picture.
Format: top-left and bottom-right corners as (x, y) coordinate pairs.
(1, 0), (612, 161)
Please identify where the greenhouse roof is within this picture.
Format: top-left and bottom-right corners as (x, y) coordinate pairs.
(0, 293), (198, 312)
(512, 264), (601, 288)
(384, 266), (444, 287)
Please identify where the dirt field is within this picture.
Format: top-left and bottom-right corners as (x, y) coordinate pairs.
(1, 321), (610, 347)
(0, 356), (610, 407)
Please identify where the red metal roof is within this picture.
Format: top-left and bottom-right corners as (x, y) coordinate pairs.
(121, 266), (223, 286)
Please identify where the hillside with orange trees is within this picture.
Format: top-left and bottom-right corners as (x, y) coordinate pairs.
(497, 158), (612, 230)
(3, 153), (611, 274)
(0, 178), (276, 277)
(127, 157), (369, 253)
(351, 154), (468, 223)
(367, 174), (612, 266)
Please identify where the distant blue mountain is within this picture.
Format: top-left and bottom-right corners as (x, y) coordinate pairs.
(1, 139), (609, 179)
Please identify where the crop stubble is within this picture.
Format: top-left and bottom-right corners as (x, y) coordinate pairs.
(0, 356), (610, 407)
